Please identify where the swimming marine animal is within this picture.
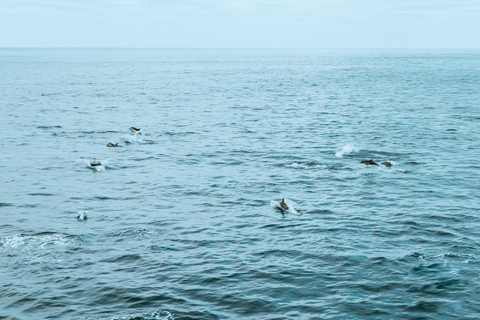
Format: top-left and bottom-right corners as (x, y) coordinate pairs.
(77, 211), (88, 221)
(382, 161), (392, 167)
(361, 159), (378, 166)
(90, 161), (101, 167)
(107, 143), (118, 147)
(130, 127), (140, 133)
(279, 198), (289, 211)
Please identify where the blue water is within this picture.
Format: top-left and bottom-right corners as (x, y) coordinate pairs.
(1, 48), (480, 320)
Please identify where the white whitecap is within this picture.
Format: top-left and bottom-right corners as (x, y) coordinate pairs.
(1, 234), (76, 250)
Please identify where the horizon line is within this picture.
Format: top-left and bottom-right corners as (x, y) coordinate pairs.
(1, 47), (480, 50)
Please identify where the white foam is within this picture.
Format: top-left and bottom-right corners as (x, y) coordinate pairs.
(123, 133), (144, 144)
(110, 310), (174, 320)
(0, 234), (79, 266)
(1, 234), (25, 248)
(1, 234), (76, 250)
(335, 143), (358, 158)
(417, 252), (479, 263)
(287, 162), (324, 169)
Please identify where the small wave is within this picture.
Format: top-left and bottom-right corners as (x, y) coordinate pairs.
(0, 202), (13, 207)
(162, 130), (196, 136)
(455, 115), (480, 121)
(405, 161), (425, 165)
(287, 162), (324, 170)
(119, 310), (175, 320)
(51, 131), (67, 137)
(97, 130), (122, 134)
(75, 310), (174, 320)
(111, 228), (158, 241)
(101, 254), (142, 263)
(37, 125), (62, 129)
(93, 196), (115, 200)
(335, 143), (359, 158)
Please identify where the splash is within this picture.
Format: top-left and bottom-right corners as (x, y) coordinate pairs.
(123, 131), (146, 144)
(80, 159), (109, 171)
(335, 143), (358, 158)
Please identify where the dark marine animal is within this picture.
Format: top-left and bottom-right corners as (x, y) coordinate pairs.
(77, 211), (88, 221)
(90, 161), (101, 167)
(107, 143), (118, 147)
(361, 159), (378, 166)
(279, 198), (289, 211)
(382, 162), (392, 167)
(130, 127), (140, 133)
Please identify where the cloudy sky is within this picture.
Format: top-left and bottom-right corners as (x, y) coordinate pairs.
(1, 0), (479, 48)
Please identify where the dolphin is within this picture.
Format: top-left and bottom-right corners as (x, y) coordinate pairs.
(77, 211), (88, 221)
(279, 198), (289, 211)
(361, 159), (378, 166)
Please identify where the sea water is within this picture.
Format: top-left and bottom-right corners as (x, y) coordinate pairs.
(1, 48), (480, 319)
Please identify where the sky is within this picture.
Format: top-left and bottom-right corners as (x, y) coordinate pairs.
(0, 0), (479, 48)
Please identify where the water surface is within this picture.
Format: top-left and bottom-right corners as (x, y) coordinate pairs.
(1, 48), (480, 319)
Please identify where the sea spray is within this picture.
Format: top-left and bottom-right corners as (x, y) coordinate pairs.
(335, 143), (359, 158)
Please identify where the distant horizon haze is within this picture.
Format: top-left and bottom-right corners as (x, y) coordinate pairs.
(0, 0), (479, 48)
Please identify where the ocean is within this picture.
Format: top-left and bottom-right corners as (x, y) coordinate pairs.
(1, 48), (480, 319)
